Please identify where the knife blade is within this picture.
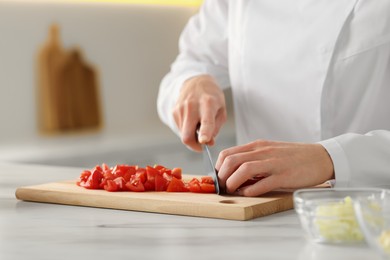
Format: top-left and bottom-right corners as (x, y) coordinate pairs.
(196, 127), (220, 195)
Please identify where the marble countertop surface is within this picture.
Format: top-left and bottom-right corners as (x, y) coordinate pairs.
(0, 162), (379, 260)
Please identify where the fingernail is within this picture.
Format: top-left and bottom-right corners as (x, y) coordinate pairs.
(199, 134), (208, 143)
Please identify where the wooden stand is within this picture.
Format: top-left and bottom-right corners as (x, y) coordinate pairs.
(37, 24), (102, 134)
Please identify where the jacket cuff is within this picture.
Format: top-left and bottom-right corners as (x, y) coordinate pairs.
(318, 138), (351, 187)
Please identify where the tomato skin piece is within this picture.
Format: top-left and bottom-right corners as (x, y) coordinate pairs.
(166, 177), (188, 192)
(123, 167), (136, 182)
(155, 174), (169, 191)
(162, 172), (172, 182)
(84, 168), (103, 189)
(99, 178), (108, 189)
(77, 170), (91, 186)
(104, 179), (118, 192)
(200, 176), (214, 185)
(153, 164), (165, 171)
(117, 164), (134, 173)
(102, 163), (110, 172)
(113, 165), (136, 181)
(146, 166), (159, 177)
(200, 183), (216, 193)
(188, 179), (202, 193)
(126, 175), (145, 192)
(103, 168), (115, 180)
(135, 170), (147, 183)
(143, 181), (154, 191)
(94, 165), (103, 173)
(153, 164), (172, 176)
(79, 170), (91, 182)
(144, 166), (158, 191)
(114, 177), (127, 191)
(171, 168), (182, 179)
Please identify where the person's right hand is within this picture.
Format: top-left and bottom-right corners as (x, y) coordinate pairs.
(173, 75), (227, 152)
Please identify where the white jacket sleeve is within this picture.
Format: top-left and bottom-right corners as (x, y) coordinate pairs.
(320, 130), (390, 188)
(157, 0), (230, 135)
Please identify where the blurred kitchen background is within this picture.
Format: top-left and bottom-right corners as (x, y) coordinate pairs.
(0, 0), (235, 174)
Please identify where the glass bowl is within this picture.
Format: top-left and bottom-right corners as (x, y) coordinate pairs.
(293, 188), (389, 245)
(354, 189), (390, 259)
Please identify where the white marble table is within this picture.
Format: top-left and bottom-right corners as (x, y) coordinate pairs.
(0, 162), (378, 260)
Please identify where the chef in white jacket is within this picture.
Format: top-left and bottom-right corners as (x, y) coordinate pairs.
(157, 0), (390, 196)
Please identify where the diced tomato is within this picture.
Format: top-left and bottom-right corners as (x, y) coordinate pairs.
(113, 168), (125, 179)
(201, 176), (214, 185)
(113, 177), (127, 191)
(188, 178), (201, 193)
(122, 167), (136, 182)
(116, 164), (133, 173)
(161, 168), (172, 176)
(143, 181), (153, 191)
(146, 166), (159, 177)
(144, 166), (158, 191)
(126, 175), (145, 192)
(154, 164), (172, 176)
(93, 165), (103, 173)
(166, 177), (188, 192)
(83, 168), (103, 189)
(102, 163), (110, 172)
(103, 168), (115, 180)
(104, 179), (118, 192)
(77, 170), (91, 186)
(153, 164), (165, 171)
(77, 180), (86, 187)
(78, 164), (217, 194)
(155, 174), (169, 191)
(171, 168), (182, 179)
(135, 169), (147, 183)
(99, 178), (108, 189)
(200, 183), (216, 193)
(189, 177), (200, 185)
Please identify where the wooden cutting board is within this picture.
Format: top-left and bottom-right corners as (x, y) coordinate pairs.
(15, 177), (293, 221)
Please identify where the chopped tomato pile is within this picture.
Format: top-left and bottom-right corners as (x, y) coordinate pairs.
(77, 164), (216, 193)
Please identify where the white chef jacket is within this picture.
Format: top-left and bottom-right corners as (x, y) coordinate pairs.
(157, 0), (390, 188)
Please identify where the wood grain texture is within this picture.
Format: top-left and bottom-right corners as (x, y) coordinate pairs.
(15, 177), (293, 221)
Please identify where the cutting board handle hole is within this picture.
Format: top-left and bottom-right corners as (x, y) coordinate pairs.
(219, 199), (237, 204)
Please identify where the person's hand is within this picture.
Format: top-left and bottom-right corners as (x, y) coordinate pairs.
(215, 140), (335, 196)
(173, 75), (227, 152)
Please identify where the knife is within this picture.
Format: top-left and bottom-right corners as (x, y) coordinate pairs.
(196, 126), (221, 195)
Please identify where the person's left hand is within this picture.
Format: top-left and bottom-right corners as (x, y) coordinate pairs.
(215, 140), (335, 196)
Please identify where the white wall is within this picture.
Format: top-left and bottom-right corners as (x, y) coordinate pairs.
(0, 0), (197, 143)
(0, 1), (236, 171)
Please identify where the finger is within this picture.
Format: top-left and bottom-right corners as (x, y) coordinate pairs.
(215, 141), (262, 172)
(198, 105), (217, 144)
(237, 175), (278, 197)
(217, 153), (241, 189)
(212, 109), (227, 137)
(218, 151), (256, 188)
(215, 140), (283, 170)
(206, 109), (227, 147)
(216, 144), (248, 171)
(172, 105), (183, 132)
(225, 160), (273, 194)
(208, 138), (216, 146)
(181, 105), (201, 152)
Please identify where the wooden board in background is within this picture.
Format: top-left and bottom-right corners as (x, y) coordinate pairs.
(15, 178), (293, 221)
